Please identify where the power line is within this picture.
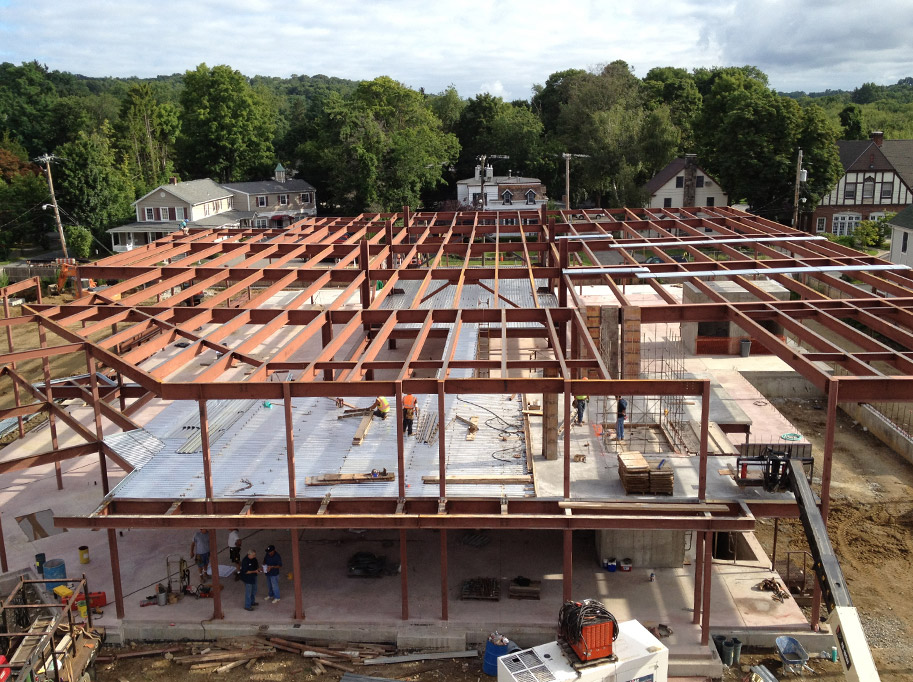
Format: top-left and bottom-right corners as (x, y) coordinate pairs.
(34, 154), (69, 258)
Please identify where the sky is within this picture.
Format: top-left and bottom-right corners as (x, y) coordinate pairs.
(1, 0), (911, 100)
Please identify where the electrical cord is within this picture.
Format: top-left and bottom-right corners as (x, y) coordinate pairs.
(558, 599), (618, 648)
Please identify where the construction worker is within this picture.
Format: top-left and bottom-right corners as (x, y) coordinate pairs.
(402, 393), (417, 436)
(574, 378), (589, 426)
(615, 395), (628, 441)
(372, 396), (390, 420)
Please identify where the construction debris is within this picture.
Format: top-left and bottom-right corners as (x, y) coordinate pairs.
(306, 471), (394, 485)
(362, 650), (478, 665)
(460, 577), (500, 601)
(758, 577), (790, 603)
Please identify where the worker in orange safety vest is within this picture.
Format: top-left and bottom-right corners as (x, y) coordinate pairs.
(402, 394), (418, 436)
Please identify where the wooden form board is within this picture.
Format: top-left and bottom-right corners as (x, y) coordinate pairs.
(421, 474), (532, 485)
(306, 473), (395, 486)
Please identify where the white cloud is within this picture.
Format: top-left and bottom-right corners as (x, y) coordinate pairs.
(0, 0), (910, 97)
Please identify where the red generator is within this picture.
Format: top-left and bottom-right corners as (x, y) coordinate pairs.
(569, 618), (617, 661)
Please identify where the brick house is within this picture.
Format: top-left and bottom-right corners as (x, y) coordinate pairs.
(643, 155), (728, 209)
(811, 132), (913, 236)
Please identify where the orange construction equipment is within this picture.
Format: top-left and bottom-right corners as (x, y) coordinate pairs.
(57, 263), (96, 291)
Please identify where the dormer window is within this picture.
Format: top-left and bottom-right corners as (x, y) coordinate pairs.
(501, 190), (513, 205)
(525, 189), (536, 205)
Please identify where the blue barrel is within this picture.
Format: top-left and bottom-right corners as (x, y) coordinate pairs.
(43, 558), (66, 592)
(483, 640), (509, 676)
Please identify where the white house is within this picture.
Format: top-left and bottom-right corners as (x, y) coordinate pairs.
(888, 204), (913, 268)
(456, 165), (547, 211)
(108, 166), (318, 252)
(644, 156), (728, 209)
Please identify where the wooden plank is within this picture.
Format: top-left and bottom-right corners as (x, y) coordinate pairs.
(352, 412), (374, 445)
(422, 475), (532, 485)
(306, 472), (395, 486)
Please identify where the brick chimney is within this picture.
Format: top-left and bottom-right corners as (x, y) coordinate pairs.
(871, 131), (884, 147)
(169, 177), (179, 185)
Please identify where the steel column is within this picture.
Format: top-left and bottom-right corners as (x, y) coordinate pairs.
(208, 528), (224, 620)
(290, 529), (304, 620)
(698, 381), (710, 500)
(199, 400), (214, 511)
(440, 529), (448, 621)
(400, 529), (409, 620)
(86, 352), (108, 494)
(562, 529), (573, 601)
(700, 530), (712, 646)
(0, 513), (6, 573)
(3, 294), (24, 438)
(811, 378), (839, 630)
(692, 531), (703, 625)
(107, 528), (125, 619)
(38, 321), (63, 489)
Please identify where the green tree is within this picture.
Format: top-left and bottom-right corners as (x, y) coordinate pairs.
(0, 171), (53, 255)
(298, 77), (458, 213)
(56, 124), (134, 240)
(177, 64), (276, 182)
(838, 104), (865, 140)
(796, 104), (844, 211)
(64, 225), (92, 259)
(643, 67), (701, 150)
(428, 86), (465, 136)
(851, 82), (883, 105)
(116, 83), (179, 194)
(0, 61), (58, 156)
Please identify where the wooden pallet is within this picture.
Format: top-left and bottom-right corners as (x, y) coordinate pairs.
(306, 473), (395, 486)
(459, 577), (500, 601)
(508, 579), (541, 600)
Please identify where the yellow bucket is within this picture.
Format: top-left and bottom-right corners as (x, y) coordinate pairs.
(78, 546), (90, 564)
(77, 601), (87, 618)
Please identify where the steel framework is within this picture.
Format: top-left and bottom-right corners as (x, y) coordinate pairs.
(1, 205), (912, 643)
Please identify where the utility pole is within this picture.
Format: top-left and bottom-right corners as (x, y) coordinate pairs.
(561, 153), (589, 209)
(36, 154), (68, 258)
(792, 148), (804, 230)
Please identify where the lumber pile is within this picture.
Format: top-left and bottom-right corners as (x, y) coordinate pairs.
(618, 453), (674, 495)
(508, 577), (541, 600)
(306, 471), (395, 486)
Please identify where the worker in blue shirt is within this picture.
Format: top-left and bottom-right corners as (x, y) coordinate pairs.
(263, 545), (283, 603)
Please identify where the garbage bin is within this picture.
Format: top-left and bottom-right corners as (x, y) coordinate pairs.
(739, 338), (751, 357)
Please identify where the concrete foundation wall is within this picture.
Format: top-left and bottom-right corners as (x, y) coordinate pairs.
(740, 370), (913, 466)
(596, 529), (686, 568)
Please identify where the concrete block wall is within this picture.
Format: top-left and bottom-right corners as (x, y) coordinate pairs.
(596, 529), (686, 569)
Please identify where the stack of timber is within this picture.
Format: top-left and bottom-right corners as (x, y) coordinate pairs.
(618, 452), (650, 493)
(618, 453), (674, 495)
(508, 577), (541, 600)
(647, 458), (674, 495)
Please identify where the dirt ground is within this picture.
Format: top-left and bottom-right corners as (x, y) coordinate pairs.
(728, 397), (913, 682)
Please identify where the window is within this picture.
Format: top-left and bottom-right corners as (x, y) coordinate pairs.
(255, 218), (268, 228)
(816, 217), (826, 233)
(843, 183), (856, 200)
(204, 202), (211, 217)
(663, 198), (672, 208)
(833, 213), (860, 236)
(706, 196), (715, 207)
(525, 189), (536, 205)
(300, 193), (311, 203)
(144, 208), (154, 221)
(675, 176), (684, 188)
(256, 195), (267, 207)
(881, 183), (893, 200)
(176, 207), (185, 221)
(501, 190), (513, 205)
(279, 194), (288, 206)
(696, 176), (705, 188)
(903, 232), (909, 253)
(862, 178), (875, 200)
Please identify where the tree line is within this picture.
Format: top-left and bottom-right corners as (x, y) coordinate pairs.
(0, 59), (905, 259)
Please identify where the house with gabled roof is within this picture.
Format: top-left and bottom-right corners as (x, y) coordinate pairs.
(812, 131), (913, 236)
(456, 165), (547, 212)
(222, 164), (317, 228)
(643, 155), (728, 209)
(107, 166), (318, 252)
(888, 204), (913, 268)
